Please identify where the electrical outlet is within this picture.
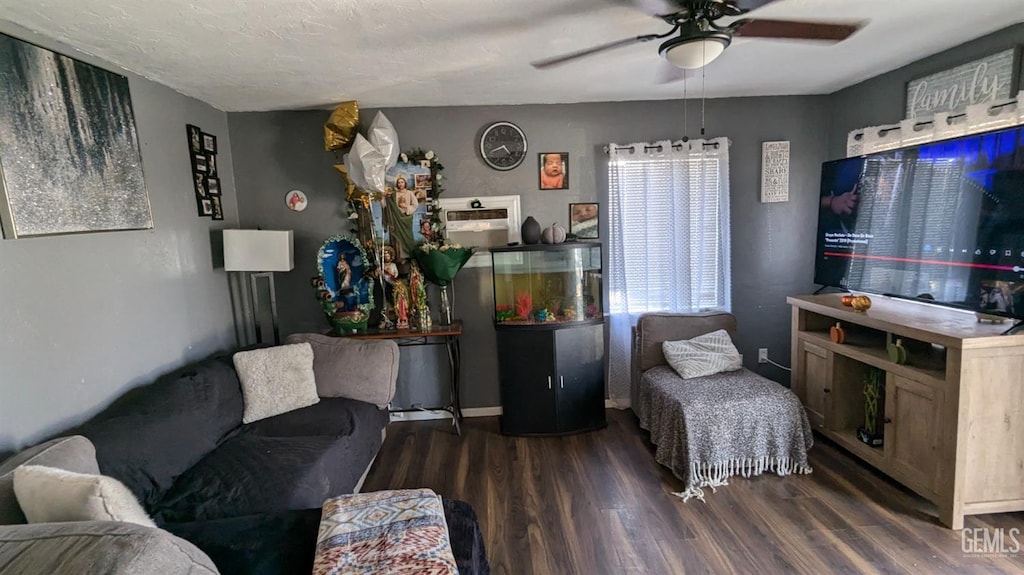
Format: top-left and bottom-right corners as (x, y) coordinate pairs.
(758, 348), (769, 364)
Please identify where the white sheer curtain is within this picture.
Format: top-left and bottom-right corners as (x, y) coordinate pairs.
(606, 138), (732, 404)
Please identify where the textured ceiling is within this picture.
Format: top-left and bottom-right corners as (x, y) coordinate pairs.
(2, 0), (1024, 111)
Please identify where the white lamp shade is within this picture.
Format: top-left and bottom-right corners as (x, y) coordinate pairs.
(663, 37), (728, 70)
(223, 230), (294, 272)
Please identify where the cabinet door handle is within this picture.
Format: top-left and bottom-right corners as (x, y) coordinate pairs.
(823, 388), (831, 394)
(884, 417), (893, 424)
(548, 376), (552, 390)
(559, 376), (564, 389)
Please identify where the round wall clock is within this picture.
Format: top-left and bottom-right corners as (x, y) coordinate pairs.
(480, 121), (527, 171)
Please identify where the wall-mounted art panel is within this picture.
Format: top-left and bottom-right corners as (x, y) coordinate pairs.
(0, 33), (151, 238)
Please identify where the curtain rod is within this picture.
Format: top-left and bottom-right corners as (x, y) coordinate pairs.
(604, 141), (720, 154)
(852, 98), (1020, 140)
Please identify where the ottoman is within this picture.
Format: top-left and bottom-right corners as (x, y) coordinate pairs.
(165, 499), (489, 575)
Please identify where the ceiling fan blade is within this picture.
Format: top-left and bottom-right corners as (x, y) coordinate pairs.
(733, 19), (862, 41)
(531, 35), (660, 69)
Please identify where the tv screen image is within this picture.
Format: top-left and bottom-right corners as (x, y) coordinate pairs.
(814, 124), (1024, 321)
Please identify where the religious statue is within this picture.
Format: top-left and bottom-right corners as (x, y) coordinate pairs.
(409, 260), (430, 329)
(380, 245), (399, 285)
(394, 280), (411, 330)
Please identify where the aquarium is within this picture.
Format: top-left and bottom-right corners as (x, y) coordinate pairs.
(490, 243), (603, 326)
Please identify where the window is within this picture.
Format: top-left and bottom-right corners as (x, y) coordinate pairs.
(607, 139), (731, 315)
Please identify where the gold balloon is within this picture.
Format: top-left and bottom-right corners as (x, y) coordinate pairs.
(324, 101), (359, 151)
(333, 163), (361, 201)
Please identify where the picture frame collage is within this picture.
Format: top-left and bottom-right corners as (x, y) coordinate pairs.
(187, 124), (223, 220)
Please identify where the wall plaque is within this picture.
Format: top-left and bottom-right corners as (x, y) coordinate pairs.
(905, 48), (1019, 120)
(760, 141), (790, 204)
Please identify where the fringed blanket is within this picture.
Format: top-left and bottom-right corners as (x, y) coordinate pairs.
(637, 366), (813, 501)
(313, 489), (458, 575)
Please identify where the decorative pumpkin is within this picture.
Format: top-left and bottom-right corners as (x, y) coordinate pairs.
(830, 322), (846, 344)
(851, 295), (872, 312)
(541, 222), (567, 244)
(841, 294), (855, 307)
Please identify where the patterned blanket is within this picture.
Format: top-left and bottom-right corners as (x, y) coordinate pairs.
(637, 366), (813, 501)
(313, 489), (458, 575)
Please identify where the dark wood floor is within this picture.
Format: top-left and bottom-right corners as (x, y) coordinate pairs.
(362, 410), (1024, 574)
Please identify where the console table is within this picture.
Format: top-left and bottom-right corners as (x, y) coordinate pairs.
(331, 321), (464, 435)
(789, 294), (1024, 528)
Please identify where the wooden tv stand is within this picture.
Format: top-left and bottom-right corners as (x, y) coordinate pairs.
(789, 294), (1024, 529)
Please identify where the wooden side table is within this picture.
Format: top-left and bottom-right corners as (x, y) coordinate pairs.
(330, 320), (464, 435)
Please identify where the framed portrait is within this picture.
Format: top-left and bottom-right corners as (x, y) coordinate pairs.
(192, 152), (208, 173)
(539, 152), (568, 190)
(186, 124), (202, 153)
(193, 172), (207, 199)
(0, 32), (152, 238)
(206, 153), (218, 176)
(569, 203), (599, 239)
(210, 195), (224, 221)
(201, 132), (217, 154)
(197, 197), (213, 217)
(205, 176), (221, 196)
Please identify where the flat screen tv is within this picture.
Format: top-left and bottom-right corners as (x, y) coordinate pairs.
(814, 124), (1024, 322)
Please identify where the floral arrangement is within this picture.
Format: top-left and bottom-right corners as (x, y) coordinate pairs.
(412, 241), (474, 287)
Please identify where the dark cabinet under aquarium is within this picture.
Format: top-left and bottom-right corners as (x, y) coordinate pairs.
(491, 243), (606, 435)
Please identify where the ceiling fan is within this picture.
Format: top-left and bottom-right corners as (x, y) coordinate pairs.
(530, 0), (861, 71)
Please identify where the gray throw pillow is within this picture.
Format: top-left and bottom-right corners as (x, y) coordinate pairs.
(284, 333), (399, 409)
(662, 329), (743, 379)
(233, 343), (319, 423)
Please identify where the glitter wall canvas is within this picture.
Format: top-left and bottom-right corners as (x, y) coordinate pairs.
(0, 33), (152, 238)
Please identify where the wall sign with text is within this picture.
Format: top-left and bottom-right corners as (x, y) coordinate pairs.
(905, 48), (1020, 120)
(760, 141), (790, 204)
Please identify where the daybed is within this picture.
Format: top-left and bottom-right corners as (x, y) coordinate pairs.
(631, 312), (814, 500)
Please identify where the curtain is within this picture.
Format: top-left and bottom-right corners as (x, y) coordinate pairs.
(606, 138), (732, 404)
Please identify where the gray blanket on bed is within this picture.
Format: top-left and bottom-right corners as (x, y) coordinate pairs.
(637, 366), (813, 500)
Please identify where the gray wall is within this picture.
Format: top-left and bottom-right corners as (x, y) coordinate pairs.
(828, 23), (1024, 159)
(229, 96), (831, 407)
(0, 21), (240, 453)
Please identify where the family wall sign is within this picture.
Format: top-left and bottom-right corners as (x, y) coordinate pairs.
(905, 47), (1019, 120)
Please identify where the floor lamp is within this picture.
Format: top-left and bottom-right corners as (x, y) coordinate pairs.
(223, 229), (294, 345)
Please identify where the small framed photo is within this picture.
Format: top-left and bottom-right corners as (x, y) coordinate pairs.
(193, 173), (207, 199)
(201, 132), (217, 154)
(192, 153), (208, 173)
(186, 124), (202, 153)
(206, 153), (218, 177)
(198, 198), (213, 217)
(569, 203), (599, 239)
(210, 195), (224, 221)
(539, 152), (569, 190)
(205, 176), (221, 196)
(420, 160), (431, 169)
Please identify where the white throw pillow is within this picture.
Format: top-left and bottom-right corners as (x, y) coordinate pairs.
(662, 329), (743, 379)
(233, 343), (319, 423)
(13, 465), (155, 527)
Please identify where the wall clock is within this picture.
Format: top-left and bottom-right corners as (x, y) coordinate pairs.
(479, 121), (527, 171)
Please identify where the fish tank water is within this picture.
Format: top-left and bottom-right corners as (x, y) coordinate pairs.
(490, 243), (603, 326)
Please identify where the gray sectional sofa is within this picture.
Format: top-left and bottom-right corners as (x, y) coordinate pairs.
(0, 334), (400, 574)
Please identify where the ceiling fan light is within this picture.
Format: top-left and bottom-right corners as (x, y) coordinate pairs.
(659, 32), (731, 69)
